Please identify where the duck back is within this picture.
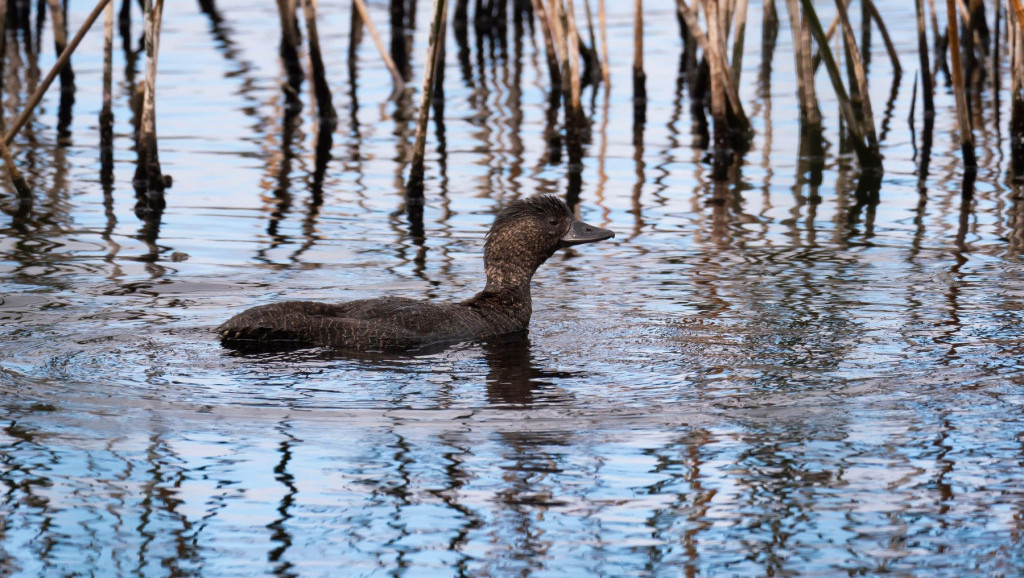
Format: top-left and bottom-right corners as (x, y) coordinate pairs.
(218, 297), (519, 351)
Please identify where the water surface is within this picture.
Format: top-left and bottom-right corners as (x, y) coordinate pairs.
(2, 1), (1024, 575)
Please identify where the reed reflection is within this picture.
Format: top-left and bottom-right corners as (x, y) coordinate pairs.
(256, 86), (303, 264)
(640, 428), (714, 578)
(267, 422), (299, 578)
(728, 423), (847, 575)
(0, 420), (56, 573)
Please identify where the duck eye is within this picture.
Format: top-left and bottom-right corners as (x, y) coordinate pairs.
(548, 218), (559, 226)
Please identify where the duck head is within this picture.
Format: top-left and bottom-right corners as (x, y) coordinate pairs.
(482, 195), (614, 291)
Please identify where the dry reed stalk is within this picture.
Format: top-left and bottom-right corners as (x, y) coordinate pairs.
(945, 0), (976, 168)
(134, 0), (168, 193)
(915, 0), (934, 117)
(705, 0), (728, 153)
(300, 0), (337, 121)
(529, 0), (563, 99)
(783, 0), (821, 126)
(390, 0), (410, 79)
(353, 0), (407, 99)
(3, 0), (112, 146)
(800, 0), (880, 167)
(675, 0), (750, 130)
(0, 137), (29, 195)
(99, 0), (113, 184)
(926, 0), (944, 76)
(407, 0), (448, 197)
(102, 1), (113, 124)
(0, 0), (30, 200)
(633, 0), (646, 112)
(582, 0), (601, 85)
(955, 0), (969, 23)
(545, 0), (571, 97)
(598, 0), (609, 86)
(1010, 0), (1024, 177)
(730, 0), (749, 94)
(0, 0), (7, 80)
(809, 0), (842, 72)
(835, 0), (878, 151)
(861, 0), (902, 76)
(276, 0), (304, 88)
(1012, 0), (1024, 29)
(553, 0), (585, 163)
(563, 0), (583, 113)
(45, 0), (75, 88)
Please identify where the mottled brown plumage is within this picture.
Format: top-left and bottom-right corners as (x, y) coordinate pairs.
(218, 195), (614, 352)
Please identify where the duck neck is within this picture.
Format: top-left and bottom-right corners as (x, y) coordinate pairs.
(465, 253), (547, 327)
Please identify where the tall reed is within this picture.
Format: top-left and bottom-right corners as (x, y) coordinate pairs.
(1010, 0), (1024, 178)
(530, 0), (563, 102)
(4, 0), (112, 147)
(945, 0), (977, 169)
(353, 0), (408, 98)
(275, 0), (304, 90)
(634, 0), (646, 123)
(45, 0), (75, 91)
(0, 0), (28, 195)
(915, 0), (934, 118)
(407, 0), (449, 197)
(134, 0), (168, 197)
(784, 0), (822, 127)
(836, 0), (878, 153)
(675, 0), (751, 145)
(100, 0), (114, 183)
(300, 0), (337, 121)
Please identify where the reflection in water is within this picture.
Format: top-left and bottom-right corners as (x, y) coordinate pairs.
(483, 337), (572, 406)
(267, 423), (299, 578)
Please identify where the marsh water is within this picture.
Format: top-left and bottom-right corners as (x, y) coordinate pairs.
(2, 1), (1024, 575)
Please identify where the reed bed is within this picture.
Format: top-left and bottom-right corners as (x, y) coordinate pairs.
(0, 0), (1022, 200)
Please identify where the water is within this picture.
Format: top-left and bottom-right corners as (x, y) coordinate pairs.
(2, 1), (1024, 575)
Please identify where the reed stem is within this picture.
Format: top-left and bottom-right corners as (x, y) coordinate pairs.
(633, 0), (646, 117)
(300, 0), (337, 121)
(675, 0), (751, 133)
(582, 0), (601, 85)
(861, 0), (902, 77)
(916, 0), (934, 117)
(0, 0), (30, 201)
(598, 0), (609, 87)
(0, 135), (30, 197)
(3, 0), (112, 146)
(784, 0), (821, 126)
(705, 0), (728, 155)
(45, 0), (75, 88)
(1010, 0), (1024, 178)
(945, 0), (976, 168)
(730, 0), (749, 94)
(134, 0), (168, 194)
(102, 1), (114, 124)
(564, 0), (583, 113)
(407, 0), (448, 198)
(100, 0), (114, 182)
(836, 0), (878, 151)
(800, 0), (880, 168)
(530, 0), (563, 100)
(353, 0), (408, 99)
(276, 0), (304, 89)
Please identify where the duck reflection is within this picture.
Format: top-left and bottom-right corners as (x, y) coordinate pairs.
(482, 337), (574, 407)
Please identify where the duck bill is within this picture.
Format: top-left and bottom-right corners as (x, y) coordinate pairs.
(559, 219), (615, 247)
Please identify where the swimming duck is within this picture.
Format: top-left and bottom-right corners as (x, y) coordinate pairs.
(218, 195), (614, 352)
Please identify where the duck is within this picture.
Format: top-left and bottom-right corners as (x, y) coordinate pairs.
(218, 195), (614, 352)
